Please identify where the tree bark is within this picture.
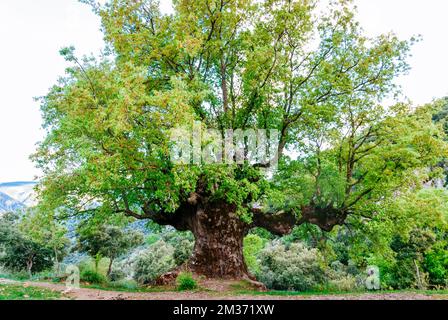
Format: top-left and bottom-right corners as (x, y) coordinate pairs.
(26, 259), (33, 279)
(94, 253), (101, 273)
(54, 247), (60, 275)
(186, 201), (251, 279)
(107, 257), (114, 277)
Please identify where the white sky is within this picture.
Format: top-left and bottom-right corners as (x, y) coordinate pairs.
(0, 0), (447, 182)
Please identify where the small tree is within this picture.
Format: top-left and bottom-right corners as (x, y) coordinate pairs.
(77, 225), (144, 276)
(18, 209), (69, 273)
(134, 240), (176, 285)
(0, 214), (53, 277)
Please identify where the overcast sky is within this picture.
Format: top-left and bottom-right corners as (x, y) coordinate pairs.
(0, 0), (447, 182)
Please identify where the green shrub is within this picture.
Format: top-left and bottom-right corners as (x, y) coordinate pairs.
(146, 234), (161, 246)
(243, 234), (265, 274)
(133, 241), (175, 285)
(10, 271), (31, 281)
(176, 272), (198, 291)
(173, 239), (194, 266)
(51, 275), (66, 284)
(80, 270), (107, 284)
(327, 275), (359, 292)
(364, 232), (434, 290)
(256, 241), (327, 291)
(424, 242), (448, 287)
(388, 261), (418, 289)
(324, 261), (363, 292)
(163, 231), (195, 266)
(108, 269), (126, 282)
(78, 257), (112, 277)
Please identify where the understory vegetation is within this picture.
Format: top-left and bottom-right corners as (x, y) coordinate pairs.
(1, 192), (447, 293)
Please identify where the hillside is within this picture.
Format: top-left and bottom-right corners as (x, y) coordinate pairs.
(0, 182), (36, 213)
(0, 191), (24, 213)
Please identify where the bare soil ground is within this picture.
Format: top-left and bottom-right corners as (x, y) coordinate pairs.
(1, 278), (448, 300)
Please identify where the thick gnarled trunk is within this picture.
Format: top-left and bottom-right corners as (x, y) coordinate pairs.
(187, 202), (251, 279)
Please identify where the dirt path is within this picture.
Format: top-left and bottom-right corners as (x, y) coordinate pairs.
(1, 279), (448, 300)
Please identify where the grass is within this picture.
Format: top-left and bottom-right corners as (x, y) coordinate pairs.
(83, 282), (207, 293)
(230, 280), (448, 297)
(0, 270), (196, 294)
(235, 289), (362, 296)
(0, 284), (62, 300)
(0, 271), (62, 283)
(423, 289), (448, 295)
(2, 272), (447, 299)
(234, 288), (448, 297)
(1, 280), (447, 300)
(383, 289), (448, 296)
(0, 273), (30, 281)
(81, 282), (177, 293)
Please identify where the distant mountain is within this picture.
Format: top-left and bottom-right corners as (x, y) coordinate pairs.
(0, 191), (24, 213)
(0, 181), (37, 213)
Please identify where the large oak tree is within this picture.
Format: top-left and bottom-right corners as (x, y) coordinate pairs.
(34, 0), (447, 279)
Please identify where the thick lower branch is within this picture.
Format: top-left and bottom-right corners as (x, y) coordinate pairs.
(143, 202), (196, 231)
(121, 201), (196, 232)
(251, 208), (298, 236)
(251, 204), (348, 235)
(299, 205), (348, 232)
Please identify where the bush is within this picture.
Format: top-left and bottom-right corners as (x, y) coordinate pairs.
(380, 232), (435, 290)
(256, 241), (326, 291)
(163, 231), (195, 266)
(78, 258), (110, 276)
(327, 276), (358, 292)
(110, 246), (146, 280)
(81, 270), (107, 284)
(387, 261), (418, 289)
(173, 239), (195, 266)
(324, 261), (362, 292)
(10, 271), (31, 281)
(243, 234), (266, 274)
(108, 269), (126, 282)
(52, 275), (66, 284)
(146, 234), (161, 246)
(176, 272), (198, 291)
(133, 241), (175, 285)
(424, 242), (448, 287)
